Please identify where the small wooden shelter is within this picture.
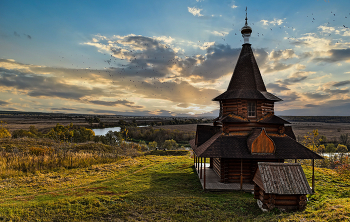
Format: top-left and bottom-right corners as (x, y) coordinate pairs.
(190, 14), (323, 192)
(253, 162), (312, 211)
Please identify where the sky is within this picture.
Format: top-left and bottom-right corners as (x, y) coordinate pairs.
(1, 0), (350, 116)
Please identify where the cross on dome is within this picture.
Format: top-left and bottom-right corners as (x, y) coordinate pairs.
(241, 7), (252, 44)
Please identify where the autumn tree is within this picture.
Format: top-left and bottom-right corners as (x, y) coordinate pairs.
(0, 121), (11, 138)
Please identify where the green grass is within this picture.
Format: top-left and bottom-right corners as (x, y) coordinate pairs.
(0, 153), (349, 221)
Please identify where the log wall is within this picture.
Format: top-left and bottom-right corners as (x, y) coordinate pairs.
(254, 184), (307, 211)
(222, 99), (274, 118)
(213, 158), (222, 180)
(221, 159), (283, 183)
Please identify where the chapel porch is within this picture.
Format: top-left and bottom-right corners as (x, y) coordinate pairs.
(195, 162), (254, 192)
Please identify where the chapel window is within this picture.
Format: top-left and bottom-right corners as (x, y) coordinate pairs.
(248, 102), (256, 117)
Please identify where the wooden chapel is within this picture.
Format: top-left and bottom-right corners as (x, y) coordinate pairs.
(190, 13), (323, 192)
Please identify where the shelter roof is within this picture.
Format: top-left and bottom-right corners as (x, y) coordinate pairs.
(196, 125), (222, 146)
(218, 113), (250, 123)
(258, 113), (291, 124)
(190, 134), (323, 160)
(253, 162), (313, 195)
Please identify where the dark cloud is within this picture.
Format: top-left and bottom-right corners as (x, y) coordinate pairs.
(177, 103), (190, 108)
(104, 35), (177, 78)
(0, 68), (105, 100)
(279, 72), (309, 85)
(279, 92), (300, 103)
(88, 100), (144, 109)
(0, 100), (9, 106)
(313, 48), (350, 63)
(333, 80), (350, 87)
(264, 62), (293, 73)
(290, 41), (308, 46)
(84, 108), (174, 116)
(304, 92), (329, 99)
(300, 52), (312, 59)
(14, 31), (20, 37)
(305, 104), (319, 107)
(51, 108), (76, 111)
(324, 88), (350, 94)
(269, 49), (296, 60)
(277, 99), (350, 116)
(27, 35), (31, 39)
(266, 83), (290, 92)
(129, 80), (220, 105)
(180, 44), (241, 80)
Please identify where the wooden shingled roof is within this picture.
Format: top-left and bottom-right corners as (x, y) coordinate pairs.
(213, 44), (281, 102)
(253, 162), (313, 195)
(257, 113), (291, 124)
(190, 131), (323, 159)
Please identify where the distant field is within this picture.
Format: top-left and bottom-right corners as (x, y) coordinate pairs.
(155, 122), (350, 141)
(3, 113), (350, 141)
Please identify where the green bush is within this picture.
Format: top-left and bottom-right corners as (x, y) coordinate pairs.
(325, 143), (336, 153)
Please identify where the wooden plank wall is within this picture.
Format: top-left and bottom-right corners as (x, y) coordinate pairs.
(222, 99), (247, 116)
(261, 102), (274, 116)
(213, 158), (222, 180)
(254, 185), (307, 211)
(226, 123), (280, 133)
(222, 159), (282, 183)
(222, 99), (274, 118)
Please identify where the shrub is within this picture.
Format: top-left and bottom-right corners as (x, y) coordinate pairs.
(325, 143), (336, 153)
(162, 139), (178, 150)
(337, 144), (348, 153)
(148, 141), (157, 150)
(0, 121), (11, 138)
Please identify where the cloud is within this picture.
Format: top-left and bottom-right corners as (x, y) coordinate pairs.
(304, 92), (329, 99)
(279, 92), (300, 103)
(313, 48), (350, 63)
(324, 88), (350, 94)
(266, 83), (290, 92)
(264, 62), (293, 73)
(51, 108), (76, 111)
(211, 31), (229, 36)
(231, 5), (238, 9)
(269, 49), (297, 60)
(178, 44), (242, 80)
(260, 18), (285, 26)
(333, 80), (350, 87)
(281, 72), (310, 85)
(277, 99), (350, 116)
(188, 7), (203, 17)
(0, 100), (9, 106)
(87, 99), (144, 108)
(0, 67), (105, 100)
(14, 31), (20, 37)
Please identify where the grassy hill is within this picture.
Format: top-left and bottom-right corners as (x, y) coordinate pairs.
(0, 151), (349, 221)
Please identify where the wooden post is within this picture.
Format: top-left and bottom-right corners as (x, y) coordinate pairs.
(194, 153), (195, 165)
(204, 157), (206, 190)
(240, 158), (243, 190)
(295, 159), (297, 163)
(312, 159), (315, 193)
(200, 157), (203, 179)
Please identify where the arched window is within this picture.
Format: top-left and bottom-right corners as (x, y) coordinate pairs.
(248, 102), (256, 117)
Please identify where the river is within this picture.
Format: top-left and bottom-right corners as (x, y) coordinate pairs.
(92, 125), (148, 136)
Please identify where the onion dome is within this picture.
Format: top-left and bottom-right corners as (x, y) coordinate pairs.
(241, 7), (252, 44)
